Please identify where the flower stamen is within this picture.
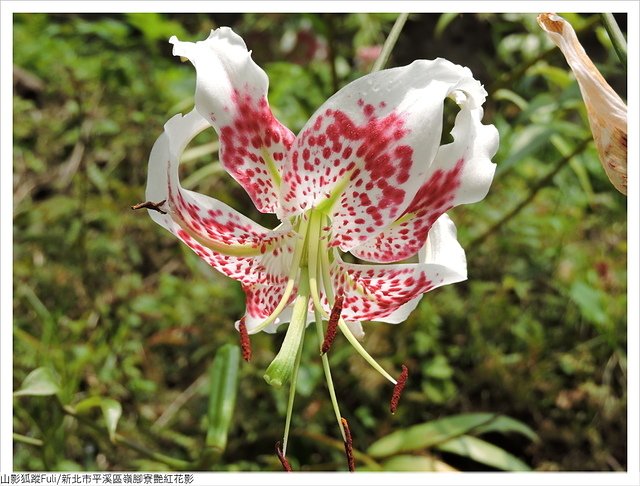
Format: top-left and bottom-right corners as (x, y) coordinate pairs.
(238, 318), (251, 362)
(338, 319), (397, 385)
(275, 441), (293, 472)
(321, 290), (343, 354)
(313, 306), (347, 443)
(317, 225), (398, 386)
(341, 417), (355, 472)
(389, 364), (409, 414)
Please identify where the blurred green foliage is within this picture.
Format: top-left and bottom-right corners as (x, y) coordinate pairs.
(13, 12), (626, 472)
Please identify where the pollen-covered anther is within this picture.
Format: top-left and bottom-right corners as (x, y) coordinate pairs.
(275, 441), (293, 472)
(389, 364), (409, 414)
(340, 417), (355, 472)
(238, 318), (252, 362)
(321, 291), (344, 354)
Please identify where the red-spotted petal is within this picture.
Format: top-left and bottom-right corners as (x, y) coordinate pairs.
(170, 28), (295, 214)
(351, 106), (497, 262)
(374, 214), (466, 323)
(279, 58), (488, 252)
(331, 214), (466, 323)
(145, 109), (295, 286)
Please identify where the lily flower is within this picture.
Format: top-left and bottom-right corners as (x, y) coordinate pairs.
(143, 27), (498, 468)
(537, 13), (627, 195)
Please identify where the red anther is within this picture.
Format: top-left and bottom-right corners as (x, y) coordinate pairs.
(275, 441), (293, 472)
(389, 364), (409, 414)
(321, 292), (344, 354)
(238, 318), (252, 362)
(341, 417), (355, 472)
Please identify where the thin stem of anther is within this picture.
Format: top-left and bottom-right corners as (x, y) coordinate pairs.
(131, 199), (167, 214)
(250, 215), (310, 334)
(338, 319), (397, 385)
(341, 417), (355, 472)
(390, 364), (409, 414)
(321, 291), (343, 354)
(238, 318), (251, 362)
(275, 441), (293, 472)
(314, 306), (346, 442)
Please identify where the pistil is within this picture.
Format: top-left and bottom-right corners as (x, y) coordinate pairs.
(263, 267), (310, 387)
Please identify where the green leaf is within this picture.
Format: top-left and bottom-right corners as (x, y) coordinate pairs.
(494, 88), (529, 111)
(435, 435), (531, 471)
(474, 415), (539, 442)
(382, 454), (457, 472)
(435, 13), (458, 38)
(529, 63), (574, 88)
(569, 281), (608, 326)
(205, 344), (240, 454)
(73, 396), (103, 413)
(497, 125), (555, 174)
(73, 396), (122, 443)
(422, 355), (453, 379)
(14, 367), (60, 397)
(101, 399), (123, 443)
(368, 413), (496, 457)
(125, 13), (187, 44)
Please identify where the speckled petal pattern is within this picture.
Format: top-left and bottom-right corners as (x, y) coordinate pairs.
(171, 28), (296, 214)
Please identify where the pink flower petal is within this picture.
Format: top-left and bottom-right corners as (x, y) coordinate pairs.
(279, 58), (489, 253)
(170, 28), (296, 214)
(351, 107), (497, 262)
(332, 214), (466, 322)
(146, 110), (295, 287)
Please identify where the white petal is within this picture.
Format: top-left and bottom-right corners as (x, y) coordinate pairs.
(145, 109), (294, 286)
(345, 320), (366, 340)
(351, 104), (497, 262)
(422, 214), (467, 279)
(374, 214), (465, 324)
(171, 28), (296, 213)
(279, 58), (489, 253)
(236, 305), (317, 334)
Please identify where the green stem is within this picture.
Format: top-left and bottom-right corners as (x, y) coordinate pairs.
(601, 13), (627, 66)
(282, 321), (306, 456)
(309, 222), (346, 441)
(13, 433), (43, 447)
(371, 13), (410, 73)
